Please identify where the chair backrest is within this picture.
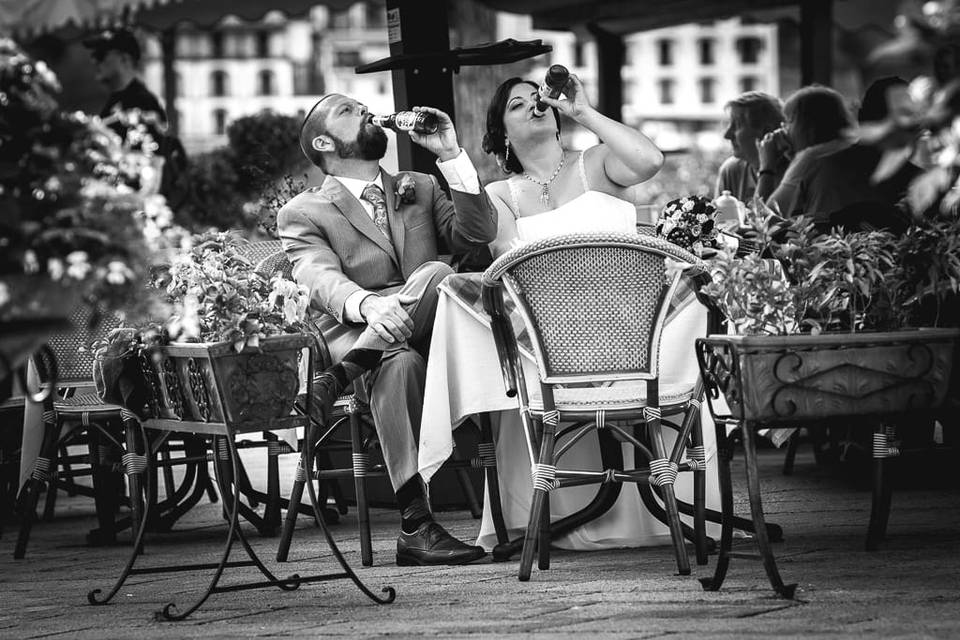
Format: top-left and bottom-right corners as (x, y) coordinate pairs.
(45, 305), (123, 385)
(238, 239), (293, 280)
(482, 232), (703, 384)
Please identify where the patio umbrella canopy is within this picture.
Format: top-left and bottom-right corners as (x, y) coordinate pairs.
(1, 0), (360, 37)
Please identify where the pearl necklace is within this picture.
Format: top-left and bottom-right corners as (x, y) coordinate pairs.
(523, 153), (565, 207)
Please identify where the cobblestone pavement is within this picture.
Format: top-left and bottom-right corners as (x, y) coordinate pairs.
(1, 444), (958, 639)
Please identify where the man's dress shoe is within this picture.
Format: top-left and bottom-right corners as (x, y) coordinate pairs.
(396, 520), (486, 566)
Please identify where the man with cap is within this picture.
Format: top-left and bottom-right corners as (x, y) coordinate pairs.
(84, 28), (190, 206)
(83, 28), (166, 126)
(278, 94), (496, 566)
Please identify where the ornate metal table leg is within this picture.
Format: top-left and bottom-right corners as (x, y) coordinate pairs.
(301, 417), (396, 603)
(87, 418), (154, 605)
(154, 435), (300, 622)
(740, 421), (797, 598)
(700, 422), (736, 592)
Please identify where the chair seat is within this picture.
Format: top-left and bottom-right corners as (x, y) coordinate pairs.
(53, 393), (125, 413)
(528, 381), (695, 413)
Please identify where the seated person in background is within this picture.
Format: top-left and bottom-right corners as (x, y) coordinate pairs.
(757, 85), (910, 232)
(481, 74), (663, 256)
(715, 91), (784, 203)
(278, 95), (497, 566)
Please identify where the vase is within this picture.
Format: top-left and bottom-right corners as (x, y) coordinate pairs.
(138, 335), (306, 430)
(695, 328), (960, 424)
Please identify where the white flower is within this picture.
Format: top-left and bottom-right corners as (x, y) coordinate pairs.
(66, 251), (91, 280)
(23, 250), (39, 274)
(47, 258), (64, 281)
(105, 260), (134, 285)
(681, 199), (695, 212)
(696, 213), (708, 223)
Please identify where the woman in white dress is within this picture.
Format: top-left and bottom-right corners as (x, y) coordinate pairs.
(472, 74), (721, 551)
(481, 74), (663, 255)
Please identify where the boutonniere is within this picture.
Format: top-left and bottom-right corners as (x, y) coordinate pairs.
(394, 173), (417, 210)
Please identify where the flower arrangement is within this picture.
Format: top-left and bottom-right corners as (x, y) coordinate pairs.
(655, 195), (720, 255)
(394, 173), (417, 210)
(697, 210), (960, 336)
(0, 38), (182, 320)
(156, 232), (310, 351)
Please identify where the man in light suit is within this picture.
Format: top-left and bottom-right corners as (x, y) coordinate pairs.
(278, 94), (497, 566)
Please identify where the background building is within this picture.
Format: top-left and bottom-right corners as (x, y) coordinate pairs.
(141, 2), (395, 155)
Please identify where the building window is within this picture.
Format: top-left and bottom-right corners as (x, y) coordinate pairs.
(698, 38), (715, 65)
(210, 31), (224, 58)
(335, 50), (362, 67)
(258, 70), (275, 96)
(365, 3), (385, 28)
(736, 37), (763, 64)
(699, 77), (715, 104)
(573, 40), (585, 68)
(256, 31), (270, 57)
(658, 78), (674, 105)
(740, 75), (758, 93)
(210, 70), (229, 97)
(213, 109), (227, 135)
(331, 9), (350, 29)
(657, 39), (673, 66)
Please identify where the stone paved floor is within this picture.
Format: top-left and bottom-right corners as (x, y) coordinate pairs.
(1, 445), (958, 639)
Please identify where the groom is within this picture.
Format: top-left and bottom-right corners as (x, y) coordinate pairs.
(277, 94), (497, 565)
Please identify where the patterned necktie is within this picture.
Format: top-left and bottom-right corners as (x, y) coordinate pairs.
(360, 183), (392, 242)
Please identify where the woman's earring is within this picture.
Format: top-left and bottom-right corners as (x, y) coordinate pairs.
(503, 140), (512, 170)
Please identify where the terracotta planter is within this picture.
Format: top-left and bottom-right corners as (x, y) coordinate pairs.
(140, 335), (305, 428)
(695, 329), (960, 425)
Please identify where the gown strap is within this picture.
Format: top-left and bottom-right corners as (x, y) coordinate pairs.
(507, 177), (522, 220)
(577, 150), (589, 192)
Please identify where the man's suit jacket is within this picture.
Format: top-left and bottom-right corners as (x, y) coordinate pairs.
(277, 169), (496, 334)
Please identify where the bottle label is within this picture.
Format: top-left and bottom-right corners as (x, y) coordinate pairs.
(394, 112), (418, 131)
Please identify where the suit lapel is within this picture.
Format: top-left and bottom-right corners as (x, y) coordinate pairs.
(380, 171), (406, 263)
(321, 175), (398, 265)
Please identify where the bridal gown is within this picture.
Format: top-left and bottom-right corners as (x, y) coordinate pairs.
(474, 154), (721, 550)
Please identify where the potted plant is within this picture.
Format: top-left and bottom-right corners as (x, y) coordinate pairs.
(98, 232), (312, 428)
(695, 213), (960, 424)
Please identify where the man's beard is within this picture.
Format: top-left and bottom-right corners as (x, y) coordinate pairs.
(331, 123), (388, 161)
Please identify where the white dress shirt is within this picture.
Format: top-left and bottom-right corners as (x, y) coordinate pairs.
(338, 149), (481, 322)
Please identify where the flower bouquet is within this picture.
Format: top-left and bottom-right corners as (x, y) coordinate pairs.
(655, 195), (720, 256)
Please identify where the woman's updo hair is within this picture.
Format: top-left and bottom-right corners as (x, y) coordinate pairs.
(481, 77), (562, 174)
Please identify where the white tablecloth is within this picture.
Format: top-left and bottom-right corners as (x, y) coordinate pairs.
(418, 274), (722, 550)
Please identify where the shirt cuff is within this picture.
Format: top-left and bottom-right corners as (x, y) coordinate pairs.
(344, 289), (374, 324)
(436, 149), (480, 195)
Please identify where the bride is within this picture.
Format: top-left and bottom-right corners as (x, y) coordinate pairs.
(474, 74), (720, 551)
(481, 74), (663, 256)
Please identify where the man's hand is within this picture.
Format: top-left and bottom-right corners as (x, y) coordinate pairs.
(408, 106), (460, 162)
(360, 293), (417, 344)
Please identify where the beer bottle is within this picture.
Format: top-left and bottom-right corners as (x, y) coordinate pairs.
(534, 65), (570, 115)
(372, 111), (439, 134)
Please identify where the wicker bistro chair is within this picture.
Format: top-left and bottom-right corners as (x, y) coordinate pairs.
(481, 231), (712, 581)
(255, 242), (487, 567)
(14, 308), (141, 558)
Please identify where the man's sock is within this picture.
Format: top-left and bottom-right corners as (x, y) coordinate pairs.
(323, 348), (383, 387)
(396, 478), (431, 534)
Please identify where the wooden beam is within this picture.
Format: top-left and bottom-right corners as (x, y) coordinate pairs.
(800, 0), (833, 85)
(588, 25), (624, 122)
(385, 0), (455, 175)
